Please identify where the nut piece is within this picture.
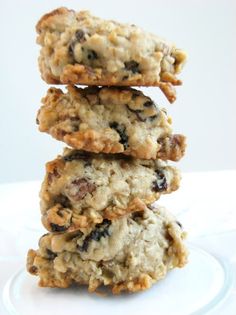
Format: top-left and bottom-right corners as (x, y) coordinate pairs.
(65, 178), (96, 201)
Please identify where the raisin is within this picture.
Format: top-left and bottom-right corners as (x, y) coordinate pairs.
(143, 100), (155, 107)
(124, 60), (140, 73)
(78, 239), (89, 252)
(68, 30), (86, 56)
(77, 219), (111, 252)
(50, 223), (68, 232)
(63, 151), (91, 162)
(132, 211), (144, 221)
(46, 249), (57, 260)
(54, 194), (71, 208)
(152, 170), (167, 192)
(68, 178), (96, 201)
(87, 50), (98, 60)
(75, 29), (85, 42)
(109, 122), (118, 128)
(109, 122), (129, 149)
(126, 105), (146, 122)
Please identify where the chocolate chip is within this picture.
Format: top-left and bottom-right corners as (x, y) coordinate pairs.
(75, 29), (86, 42)
(77, 219), (111, 252)
(124, 60), (140, 73)
(87, 50), (98, 60)
(36, 117), (39, 124)
(68, 178), (96, 201)
(63, 151), (91, 162)
(46, 249), (57, 260)
(50, 223), (68, 232)
(109, 122), (129, 149)
(152, 170), (167, 192)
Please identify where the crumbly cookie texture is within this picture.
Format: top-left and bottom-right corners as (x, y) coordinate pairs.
(40, 148), (180, 232)
(37, 86), (186, 161)
(27, 205), (188, 294)
(36, 7), (187, 102)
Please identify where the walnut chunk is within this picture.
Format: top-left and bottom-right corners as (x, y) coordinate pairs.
(66, 178), (96, 201)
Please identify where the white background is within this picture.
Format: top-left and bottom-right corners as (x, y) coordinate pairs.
(0, 0), (235, 183)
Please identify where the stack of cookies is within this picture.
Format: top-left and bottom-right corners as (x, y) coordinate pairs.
(27, 7), (188, 294)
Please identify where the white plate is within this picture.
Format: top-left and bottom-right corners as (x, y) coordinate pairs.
(2, 245), (233, 315)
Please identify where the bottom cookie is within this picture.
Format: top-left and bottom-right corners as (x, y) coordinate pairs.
(27, 205), (188, 294)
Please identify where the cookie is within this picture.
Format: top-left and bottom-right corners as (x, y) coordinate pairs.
(37, 86), (186, 161)
(36, 8), (187, 102)
(40, 148), (181, 232)
(27, 205), (188, 294)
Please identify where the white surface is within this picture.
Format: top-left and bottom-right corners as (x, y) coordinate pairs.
(0, 0), (236, 183)
(0, 171), (236, 315)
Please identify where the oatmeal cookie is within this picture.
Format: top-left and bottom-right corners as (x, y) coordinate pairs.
(37, 86), (186, 160)
(27, 205), (188, 293)
(40, 148), (180, 232)
(36, 8), (187, 102)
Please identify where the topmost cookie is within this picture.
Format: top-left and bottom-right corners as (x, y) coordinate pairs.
(36, 7), (187, 102)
